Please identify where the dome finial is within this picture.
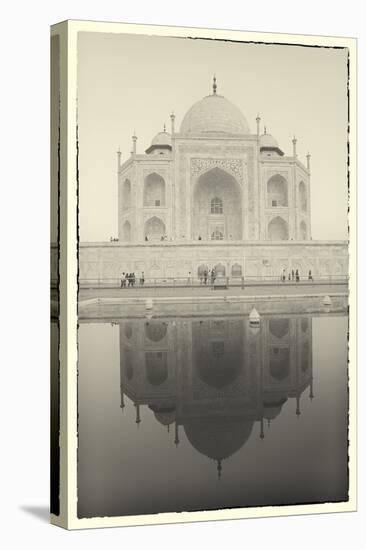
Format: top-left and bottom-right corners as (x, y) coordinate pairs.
(213, 74), (217, 95)
(163, 122), (166, 132)
(264, 125), (267, 135)
(217, 459), (222, 480)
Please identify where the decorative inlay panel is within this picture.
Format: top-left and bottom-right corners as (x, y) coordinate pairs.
(190, 158), (244, 184)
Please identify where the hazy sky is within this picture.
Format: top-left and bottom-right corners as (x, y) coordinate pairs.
(77, 31), (348, 241)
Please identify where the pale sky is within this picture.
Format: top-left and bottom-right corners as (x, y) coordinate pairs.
(77, 31), (348, 241)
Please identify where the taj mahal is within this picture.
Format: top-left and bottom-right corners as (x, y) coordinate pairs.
(79, 77), (347, 282)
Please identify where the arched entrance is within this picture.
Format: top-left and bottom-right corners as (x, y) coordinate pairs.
(122, 220), (131, 242)
(268, 216), (289, 240)
(192, 167), (242, 240)
(267, 175), (288, 207)
(299, 181), (307, 211)
(299, 220), (307, 240)
(144, 216), (166, 241)
(144, 173), (166, 207)
(122, 179), (131, 210)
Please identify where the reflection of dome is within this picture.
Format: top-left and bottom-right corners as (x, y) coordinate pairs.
(149, 404), (176, 426)
(263, 397), (287, 420)
(184, 418), (253, 461)
(180, 94), (250, 135)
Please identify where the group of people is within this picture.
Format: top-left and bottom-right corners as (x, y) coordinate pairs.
(120, 272), (145, 288)
(198, 267), (217, 285)
(281, 269), (313, 282)
(109, 237), (119, 242)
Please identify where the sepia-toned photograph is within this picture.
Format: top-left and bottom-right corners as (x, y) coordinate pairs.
(51, 21), (355, 528)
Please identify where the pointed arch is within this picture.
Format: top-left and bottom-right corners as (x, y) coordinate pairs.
(299, 220), (307, 240)
(267, 174), (288, 207)
(144, 216), (166, 241)
(193, 167), (242, 240)
(268, 216), (289, 240)
(122, 179), (131, 210)
(299, 181), (307, 211)
(122, 220), (131, 242)
(144, 172), (166, 207)
(231, 263), (242, 276)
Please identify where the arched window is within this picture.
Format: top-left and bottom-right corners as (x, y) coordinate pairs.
(214, 263), (226, 276)
(144, 173), (166, 207)
(299, 181), (307, 211)
(299, 220), (307, 240)
(122, 220), (131, 242)
(122, 179), (131, 210)
(231, 263), (242, 277)
(144, 216), (166, 241)
(268, 216), (289, 240)
(211, 229), (223, 240)
(267, 175), (288, 207)
(211, 197), (223, 214)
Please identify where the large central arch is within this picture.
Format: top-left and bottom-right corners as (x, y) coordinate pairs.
(192, 167), (242, 240)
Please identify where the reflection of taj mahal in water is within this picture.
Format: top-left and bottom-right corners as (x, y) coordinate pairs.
(119, 315), (313, 477)
(79, 77), (348, 281)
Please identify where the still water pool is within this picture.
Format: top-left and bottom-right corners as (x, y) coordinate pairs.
(77, 313), (348, 518)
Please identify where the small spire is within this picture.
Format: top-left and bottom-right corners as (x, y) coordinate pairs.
(260, 417), (265, 440)
(264, 126), (267, 135)
(170, 111), (175, 135)
(163, 123), (166, 132)
(213, 74), (217, 95)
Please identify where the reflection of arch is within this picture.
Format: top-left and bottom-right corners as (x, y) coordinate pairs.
(301, 342), (309, 372)
(211, 197), (223, 214)
(268, 216), (289, 240)
(197, 264), (208, 277)
(214, 263), (226, 276)
(122, 220), (131, 242)
(301, 318), (309, 333)
(124, 323), (132, 339)
(270, 347), (290, 380)
(125, 351), (133, 380)
(299, 220), (307, 240)
(193, 167), (242, 240)
(144, 173), (165, 207)
(145, 322), (167, 342)
(299, 181), (307, 211)
(193, 320), (243, 390)
(267, 174), (288, 207)
(144, 216), (166, 240)
(122, 179), (131, 210)
(145, 352), (168, 385)
(231, 263), (242, 277)
(269, 318), (289, 339)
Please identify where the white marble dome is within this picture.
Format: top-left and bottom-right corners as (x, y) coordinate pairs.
(260, 132), (279, 148)
(180, 94), (250, 135)
(151, 130), (171, 146)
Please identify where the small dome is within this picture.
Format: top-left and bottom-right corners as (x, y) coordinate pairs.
(151, 130), (171, 146)
(180, 94), (250, 135)
(260, 133), (279, 148)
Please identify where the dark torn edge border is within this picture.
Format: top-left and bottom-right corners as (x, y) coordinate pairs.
(74, 31), (352, 522)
